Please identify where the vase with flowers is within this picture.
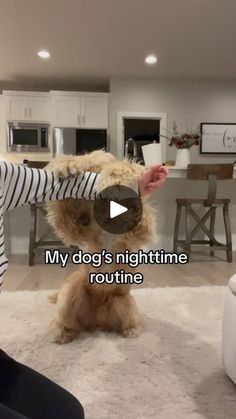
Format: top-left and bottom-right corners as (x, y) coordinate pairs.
(168, 122), (201, 167)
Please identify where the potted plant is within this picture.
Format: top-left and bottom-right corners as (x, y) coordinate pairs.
(168, 122), (201, 167)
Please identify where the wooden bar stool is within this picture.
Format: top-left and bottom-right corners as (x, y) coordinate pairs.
(25, 160), (76, 266)
(173, 164), (234, 262)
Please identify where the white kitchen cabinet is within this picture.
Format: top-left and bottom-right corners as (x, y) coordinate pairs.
(52, 96), (80, 127)
(51, 92), (109, 128)
(3, 92), (51, 122)
(81, 97), (108, 128)
(3, 90), (108, 127)
(5, 96), (29, 121)
(27, 96), (51, 121)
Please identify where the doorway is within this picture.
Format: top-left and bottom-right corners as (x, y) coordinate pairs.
(117, 111), (167, 163)
(123, 118), (160, 163)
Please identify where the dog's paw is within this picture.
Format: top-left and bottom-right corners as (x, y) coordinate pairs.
(51, 321), (77, 344)
(122, 327), (140, 339)
(47, 156), (84, 178)
(52, 328), (76, 344)
(55, 161), (82, 178)
(53, 331), (75, 345)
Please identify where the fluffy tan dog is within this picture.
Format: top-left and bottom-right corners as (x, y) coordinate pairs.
(46, 150), (156, 344)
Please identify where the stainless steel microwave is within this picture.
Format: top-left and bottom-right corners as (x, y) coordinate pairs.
(8, 123), (50, 152)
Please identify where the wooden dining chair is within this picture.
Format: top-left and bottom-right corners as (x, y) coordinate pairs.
(173, 164), (234, 262)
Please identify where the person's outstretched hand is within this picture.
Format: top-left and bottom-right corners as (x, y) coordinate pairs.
(138, 165), (169, 196)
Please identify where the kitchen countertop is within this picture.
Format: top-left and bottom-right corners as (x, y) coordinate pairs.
(0, 153), (52, 164)
(167, 166), (236, 178)
(1, 153), (236, 179)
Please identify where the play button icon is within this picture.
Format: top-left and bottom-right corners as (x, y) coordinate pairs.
(110, 201), (128, 219)
(94, 185), (143, 234)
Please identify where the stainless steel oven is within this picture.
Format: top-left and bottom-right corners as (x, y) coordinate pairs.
(8, 122), (50, 152)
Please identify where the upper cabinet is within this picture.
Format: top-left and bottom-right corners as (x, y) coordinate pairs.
(52, 96), (81, 127)
(81, 97), (108, 128)
(3, 91), (51, 122)
(51, 92), (109, 128)
(2, 90), (109, 128)
(28, 96), (51, 121)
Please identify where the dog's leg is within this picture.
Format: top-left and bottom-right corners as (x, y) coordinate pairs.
(110, 294), (142, 338)
(50, 280), (82, 344)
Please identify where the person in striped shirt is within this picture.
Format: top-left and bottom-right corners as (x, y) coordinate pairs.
(0, 160), (168, 419)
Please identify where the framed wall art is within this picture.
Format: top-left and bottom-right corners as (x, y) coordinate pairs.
(200, 123), (236, 154)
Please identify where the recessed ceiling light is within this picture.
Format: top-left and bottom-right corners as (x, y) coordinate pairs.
(37, 50), (50, 59)
(145, 54), (158, 65)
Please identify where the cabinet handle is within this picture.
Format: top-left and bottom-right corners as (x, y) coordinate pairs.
(77, 115), (81, 125)
(25, 108), (27, 118)
(29, 108), (32, 118)
(82, 115), (86, 125)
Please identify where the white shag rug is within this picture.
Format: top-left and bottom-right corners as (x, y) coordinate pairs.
(0, 287), (235, 419)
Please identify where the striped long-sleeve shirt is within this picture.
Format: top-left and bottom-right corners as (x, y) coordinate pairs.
(0, 161), (100, 286)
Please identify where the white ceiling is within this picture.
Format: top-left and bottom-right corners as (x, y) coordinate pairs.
(0, 0), (236, 91)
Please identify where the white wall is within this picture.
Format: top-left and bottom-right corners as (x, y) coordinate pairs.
(110, 77), (236, 252)
(109, 77), (236, 163)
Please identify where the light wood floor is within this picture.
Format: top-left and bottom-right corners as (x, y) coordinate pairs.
(2, 252), (236, 291)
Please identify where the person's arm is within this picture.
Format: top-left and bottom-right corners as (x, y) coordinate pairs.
(0, 161), (100, 213)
